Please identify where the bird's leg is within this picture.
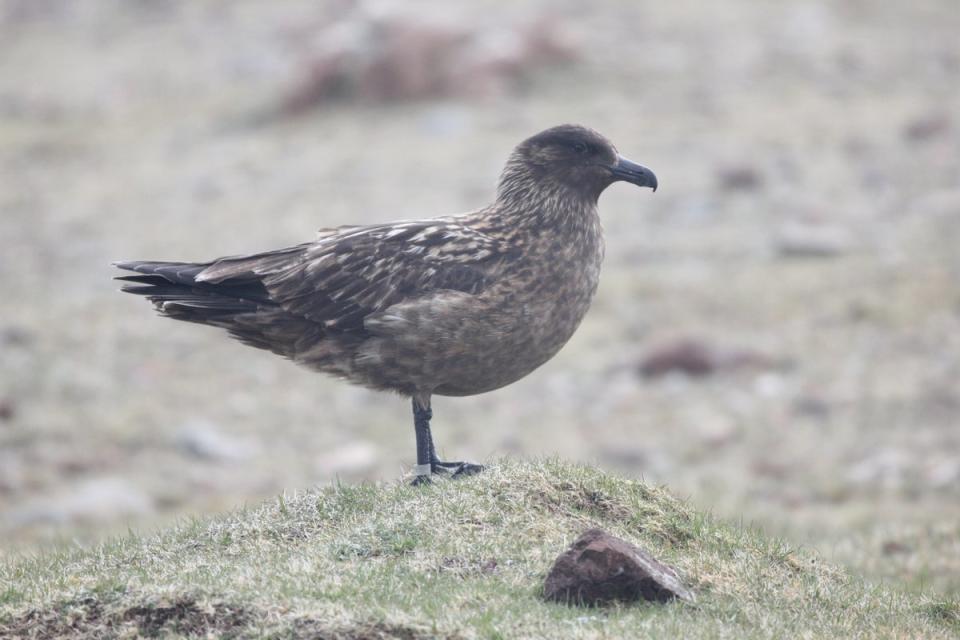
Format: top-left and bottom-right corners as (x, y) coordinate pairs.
(410, 397), (484, 485)
(412, 398), (434, 485)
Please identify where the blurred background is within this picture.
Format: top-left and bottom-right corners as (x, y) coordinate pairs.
(1, 0), (958, 595)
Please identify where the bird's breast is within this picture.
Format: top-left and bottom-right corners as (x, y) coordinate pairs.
(426, 220), (604, 396)
(351, 212), (605, 397)
(505, 225), (604, 346)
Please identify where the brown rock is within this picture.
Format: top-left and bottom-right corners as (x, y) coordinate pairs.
(1, 325), (32, 346)
(717, 164), (763, 191)
(0, 399), (14, 422)
(775, 222), (852, 258)
(543, 529), (694, 606)
(639, 339), (715, 378)
(881, 540), (910, 556)
(276, 11), (580, 115)
(638, 337), (784, 379)
(903, 113), (950, 143)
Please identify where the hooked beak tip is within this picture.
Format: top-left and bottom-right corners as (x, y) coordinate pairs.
(611, 155), (658, 191)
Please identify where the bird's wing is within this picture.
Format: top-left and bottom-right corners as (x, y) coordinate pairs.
(195, 220), (512, 332)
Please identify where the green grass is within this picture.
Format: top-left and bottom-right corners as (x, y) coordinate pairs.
(0, 459), (955, 639)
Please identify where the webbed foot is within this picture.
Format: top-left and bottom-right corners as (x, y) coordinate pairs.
(432, 460), (485, 477)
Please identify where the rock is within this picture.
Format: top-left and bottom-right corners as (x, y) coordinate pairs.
(639, 337), (784, 379)
(926, 458), (960, 489)
(1, 325), (32, 346)
(792, 395), (831, 419)
(276, 10), (579, 115)
(881, 540), (911, 556)
(846, 449), (909, 489)
(694, 413), (739, 448)
(775, 222), (852, 258)
(543, 529), (694, 606)
(5, 477), (153, 528)
(175, 421), (259, 462)
(716, 164), (763, 191)
(0, 399), (14, 422)
(639, 339), (714, 378)
(903, 113), (950, 143)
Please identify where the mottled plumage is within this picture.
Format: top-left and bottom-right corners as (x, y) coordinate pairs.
(115, 124), (657, 481)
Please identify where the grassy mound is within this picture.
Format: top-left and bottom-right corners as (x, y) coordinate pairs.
(1, 460), (956, 639)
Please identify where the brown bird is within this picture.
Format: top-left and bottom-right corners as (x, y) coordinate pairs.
(115, 125), (657, 483)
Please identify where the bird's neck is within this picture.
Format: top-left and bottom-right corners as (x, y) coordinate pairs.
(492, 168), (601, 235)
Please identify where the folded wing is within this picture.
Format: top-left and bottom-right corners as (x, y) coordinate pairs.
(115, 220), (510, 357)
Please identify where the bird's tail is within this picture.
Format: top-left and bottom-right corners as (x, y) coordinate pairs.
(113, 260), (269, 325)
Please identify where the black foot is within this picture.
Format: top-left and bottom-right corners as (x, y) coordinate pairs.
(432, 460), (485, 478)
(410, 474), (432, 487)
(453, 462), (485, 478)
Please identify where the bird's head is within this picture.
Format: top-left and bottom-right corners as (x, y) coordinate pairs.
(497, 125), (657, 204)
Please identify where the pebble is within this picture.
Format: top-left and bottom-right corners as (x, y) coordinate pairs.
(4, 477), (153, 529)
(175, 421), (259, 462)
(775, 222), (852, 258)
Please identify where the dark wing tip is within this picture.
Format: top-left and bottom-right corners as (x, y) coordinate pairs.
(113, 260), (154, 273)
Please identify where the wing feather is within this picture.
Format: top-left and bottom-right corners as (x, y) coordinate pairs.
(195, 220), (511, 333)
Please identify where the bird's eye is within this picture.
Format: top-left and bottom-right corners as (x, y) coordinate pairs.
(573, 142), (589, 155)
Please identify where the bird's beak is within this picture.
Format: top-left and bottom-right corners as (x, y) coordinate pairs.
(610, 156), (658, 191)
